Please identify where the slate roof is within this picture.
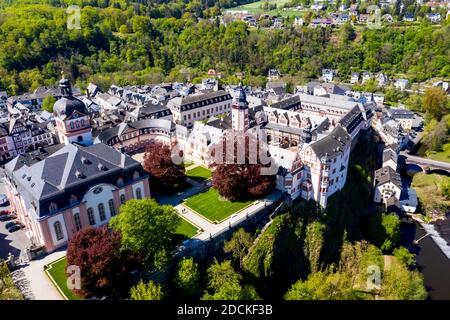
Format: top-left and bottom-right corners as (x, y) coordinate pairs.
(5, 143), (143, 217)
(270, 95), (301, 111)
(168, 91), (232, 112)
(309, 124), (351, 159)
(374, 166), (402, 189)
(96, 119), (175, 144)
(382, 148), (398, 164)
(338, 105), (364, 134)
(387, 108), (415, 119)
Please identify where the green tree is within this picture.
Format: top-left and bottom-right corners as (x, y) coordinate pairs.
(0, 261), (23, 300)
(202, 259), (259, 300)
(110, 199), (181, 271)
(284, 270), (355, 300)
(130, 280), (163, 300)
(423, 87), (449, 120)
(175, 257), (200, 298)
(224, 228), (254, 269)
(42, 96), (56, 113)
(381, 258), (427, 300)
(381, 214), (401, 251)
(393, 247), (416, 268)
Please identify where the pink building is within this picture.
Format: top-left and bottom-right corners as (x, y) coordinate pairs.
(3, 143), (150, 253)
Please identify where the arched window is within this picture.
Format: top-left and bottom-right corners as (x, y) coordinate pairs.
(73, 213), (82, 232)
(54, 221), (64, 241)
(70, 122), (74, 130)
(75, 121), (80, 128)
(80, 119), (85, 127)
(135, 188), (142, 200)
(117, 177), (124, 187)
(120, 194), (126, 205)
(98, 203), (106, 221)
(87, 208), (95, 225)
(108, 199), (116, 216)
(77, 136), (83, 142)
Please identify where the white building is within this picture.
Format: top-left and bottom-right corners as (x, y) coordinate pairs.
(374, 166), (402, 204)
(167, 90), (232, 127)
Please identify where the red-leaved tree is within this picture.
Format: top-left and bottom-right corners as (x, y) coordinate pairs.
(143, 141), (186, 190)
(210, 133), (275, 201)
(66, 226), (138, 298)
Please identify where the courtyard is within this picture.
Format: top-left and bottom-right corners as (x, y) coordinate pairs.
(186, 166), (212, 182)
(183, 188), (253, 223)
(45, 257), (82, 300)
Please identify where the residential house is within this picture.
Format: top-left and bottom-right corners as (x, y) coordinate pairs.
(374, 166), (402, 204)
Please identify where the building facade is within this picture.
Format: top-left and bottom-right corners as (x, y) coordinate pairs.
(3, 143), (150, 253)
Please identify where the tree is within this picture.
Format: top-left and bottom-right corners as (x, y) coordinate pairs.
(175, 257), (200, 298)
(42, 96), (56, 113)
(393, 247), (416, 268)
(380, 214), (401, 251)
(422, 117), (448, 152)
(110, 198), (181, 271)
(143, 141), (186, 190)
(381, 258), (427, 300)
(211, 134), (276, 201)
(0, 261), (23, 300)
(366, 213), (400, 252)
(202, 259), (259, 300)
(224, 228), (254, 269)
(423, 87), (449, 120)
(130, 280), (163, 300)
(66, 226), (134, 298)
(284, 270), (355, 300)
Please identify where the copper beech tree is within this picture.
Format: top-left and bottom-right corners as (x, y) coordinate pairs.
(66, 226), (138, 298)
(143, 140), (186, 190)
(210, 133), (276, 201)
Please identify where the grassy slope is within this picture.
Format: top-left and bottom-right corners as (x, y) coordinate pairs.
(411, 172), (450, 218)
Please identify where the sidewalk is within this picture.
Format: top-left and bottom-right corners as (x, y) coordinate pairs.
(13, 250), (66, 300)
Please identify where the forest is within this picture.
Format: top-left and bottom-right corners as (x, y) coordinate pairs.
(0, 0), (448, 95)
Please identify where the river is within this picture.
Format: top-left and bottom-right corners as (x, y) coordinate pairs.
(401, 219), (450, 300)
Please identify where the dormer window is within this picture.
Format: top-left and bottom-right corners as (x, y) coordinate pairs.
(117, 177), (124, 187)
(49, 202), (58, 212)
(133, 171), (139, 180)
(70, 195), (78, 204)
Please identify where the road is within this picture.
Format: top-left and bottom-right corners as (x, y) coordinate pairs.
(400, 151), (450, 171)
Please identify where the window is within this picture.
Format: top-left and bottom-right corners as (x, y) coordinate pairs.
(54, 221), (64, 241)
(98, 203), (106, 221)
(109, 199), (116, 216)
(136, 188), (142, 200)
(77, 136), (83, 142)
(70, 122), (74, 129)
(74, 213), (82, 232)
(87, 208), (96, 225)
(120, 194), (126, 205)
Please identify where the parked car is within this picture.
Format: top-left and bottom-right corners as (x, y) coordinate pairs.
(0, 210), (10, 216)
(0, 214), (16, 222)
(0, 194), (8, 206)
(7, 224), (23, 233)
(5, 220), (18, 229)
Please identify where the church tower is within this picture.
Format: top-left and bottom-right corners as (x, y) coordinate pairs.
(53, 73), (93, 146)
(231, 84), (249, 132)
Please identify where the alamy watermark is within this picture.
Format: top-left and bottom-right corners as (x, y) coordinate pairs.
(66, 5), (81, 30)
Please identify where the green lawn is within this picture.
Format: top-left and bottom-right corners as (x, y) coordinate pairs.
(46, 257), (83, 300)
(186, 166), (212, 182)
(176, 217), (200, 238)
(184, 188), (253, 223)
(183, 161), (193, 168)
